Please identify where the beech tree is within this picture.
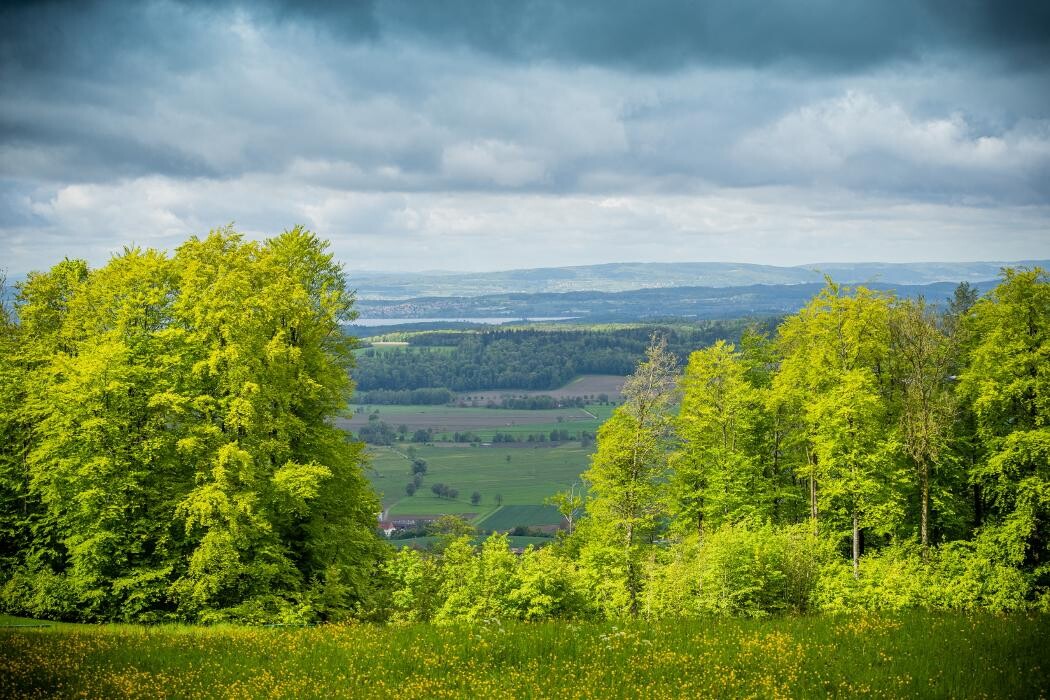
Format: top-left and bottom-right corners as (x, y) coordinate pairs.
(960, 268), (1050, 577)
(889, 297), (956, 552)
(1, 227), (382, 622)
(581, 336), (677, 616)
(776, 282), (901, 577)
(673, 340), (766, 537)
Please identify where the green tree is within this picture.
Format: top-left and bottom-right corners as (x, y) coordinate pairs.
(581, 336), (677, 616)
(547, 482), (584, 535)
(889, 297), (956, 552)
(959, 268), (1050, 586)
(673, 340), (767, 537)
(776, 282), (901, 576)
(3, 227), (383, 623)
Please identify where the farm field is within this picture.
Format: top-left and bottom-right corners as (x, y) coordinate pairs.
(2, 613), (1046, 698)
(476, 504), (563, 530)
(341, 402), (615, 443)
(366, 443), (590, 520)
(338, 405), (598, 432)
(466, 374), (626, 402)
(389, 534), (554, 549)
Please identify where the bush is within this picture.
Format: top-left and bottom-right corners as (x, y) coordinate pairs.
(645, 523), (831, 619)
(813, 532), (1034, 614)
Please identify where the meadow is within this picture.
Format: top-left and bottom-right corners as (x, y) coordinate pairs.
(389, 534), (555, 549)
(475, 505), (563, 530)
(339, 403), (610, 436)
(2, 613), (1046, 698)
(367, 443), (589, 519)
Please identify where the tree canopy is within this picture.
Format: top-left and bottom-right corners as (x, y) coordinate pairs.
(0, 227), (382, 623)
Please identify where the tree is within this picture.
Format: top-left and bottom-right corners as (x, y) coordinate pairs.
(471, 491), (482, 506)
(959, 268), (1050, 578)
(673, 340), (767, 537)
(427, 514), (476, 539)
(581, 335), (677, 616)
(547, 483), (584, 535)
(889, 297), (955, 551)
(0, 273), (36, 581)
(4, 227), (384, 623)
(809, 369), (902, 578)
(775, 281), (901, 576)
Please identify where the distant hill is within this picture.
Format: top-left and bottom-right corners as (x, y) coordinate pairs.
(347, 261), (1047, 299)
(354, 280), (1002, 322)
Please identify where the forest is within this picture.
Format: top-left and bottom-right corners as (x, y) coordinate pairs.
(353, 322), (762, 392)
(0, 229), (1046, 624)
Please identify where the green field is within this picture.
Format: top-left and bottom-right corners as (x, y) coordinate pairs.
(3, 613), (1046, 698)
(476, 504), (563, 530)
(389, 535), (554, 549)
(366, 443), (590, 518)
(342, 403), (613, 442)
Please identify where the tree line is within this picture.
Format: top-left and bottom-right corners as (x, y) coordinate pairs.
(353, 323), (766, 392)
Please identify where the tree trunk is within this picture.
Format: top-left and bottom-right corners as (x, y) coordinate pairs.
(810, 475), (818, 537)
(920, 460), (930, 555)
(625, 522), (638, 618)
(973, 483), (983, 530)
(852, 510), (860, 579)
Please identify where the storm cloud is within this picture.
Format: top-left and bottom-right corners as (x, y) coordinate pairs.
(1, 0), (1048, 274)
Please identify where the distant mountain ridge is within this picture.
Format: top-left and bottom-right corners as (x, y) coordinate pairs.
(353, 280), (1002, 323)
(348, 260), (1048, 299)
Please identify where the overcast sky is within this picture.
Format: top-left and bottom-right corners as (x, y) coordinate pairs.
(2, 0), (1049, 275)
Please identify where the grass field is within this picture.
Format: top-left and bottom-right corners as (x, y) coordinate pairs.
(466, 374), (626, 402)
(2, 613), (1046, 698)
(341, 404), (615, 446)
(476, 505), (563, 530)
(366, 443), (590, 518)
(339, 405), (599, 432)
(388, 535), (554, 549)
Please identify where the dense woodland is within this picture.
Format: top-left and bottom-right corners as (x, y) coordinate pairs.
(0, 229), (1046, 623)
(353, 323), (761, 392)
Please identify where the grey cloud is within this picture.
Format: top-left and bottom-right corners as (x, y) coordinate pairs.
(1, 0), (1048, 275)
(258, 0), (1050, 72)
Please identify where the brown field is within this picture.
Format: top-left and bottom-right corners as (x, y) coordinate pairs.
(462, 374), (625, 403)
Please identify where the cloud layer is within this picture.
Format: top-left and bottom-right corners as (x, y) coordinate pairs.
(2, 0), (1048, 274)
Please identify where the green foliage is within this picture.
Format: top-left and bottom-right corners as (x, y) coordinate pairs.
(4, 241), (1047, 625)
(673, 341), (769, 535)
(644, 523), (832, 619)
(959, 268), (1050, 590)
(814, 534), (1033, 614)
(581, 337), (678, 616)
(0, 227), (382, 623)
(382, 534), (589, 624)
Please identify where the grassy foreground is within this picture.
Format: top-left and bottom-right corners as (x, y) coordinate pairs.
(1, 613), (1046, 698)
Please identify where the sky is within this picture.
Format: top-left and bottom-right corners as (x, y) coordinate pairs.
(1, 0), (1049, 275)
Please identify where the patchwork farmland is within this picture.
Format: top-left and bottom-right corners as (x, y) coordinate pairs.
(365, 442), (589, 526)
(343, 377), (620, 537)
